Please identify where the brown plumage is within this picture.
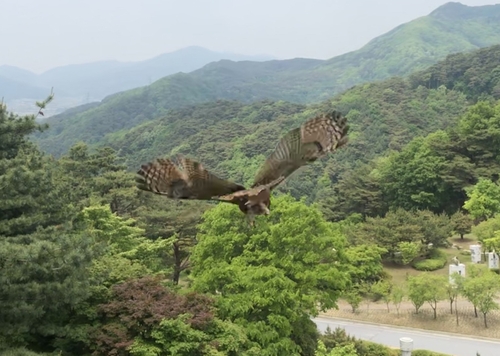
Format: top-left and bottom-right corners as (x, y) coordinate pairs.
(136, 110), (349, 226)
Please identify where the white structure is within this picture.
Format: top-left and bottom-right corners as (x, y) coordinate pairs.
(400, 337), (414, 356)
(449, 263), (466, 284)
(470, 244), (482, 263)
(488, 251), (499, 269)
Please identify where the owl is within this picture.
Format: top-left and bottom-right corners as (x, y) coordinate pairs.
(136, 110), (349, 226)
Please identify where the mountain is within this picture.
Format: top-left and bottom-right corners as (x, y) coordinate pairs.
(0, 76), (51, 101)
(41, 43), (496, 222)
(32, 2), (500, 156)
(36, 42), (500, 180)
(0, 46), (274, 103)
(0, 65), (38, 85)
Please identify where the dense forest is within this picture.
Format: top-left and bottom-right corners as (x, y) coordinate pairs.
(4, 17), (500, 356)
(33, 2), (500, 156)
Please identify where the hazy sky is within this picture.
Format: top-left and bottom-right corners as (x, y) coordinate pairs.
(1, 0), (498, 73)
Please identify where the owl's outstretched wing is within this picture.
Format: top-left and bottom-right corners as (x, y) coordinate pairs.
(252, 110), (349, 188)
(136, 156), (246, 201)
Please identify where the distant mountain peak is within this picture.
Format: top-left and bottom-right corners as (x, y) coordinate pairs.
(430, 2), (500, 19)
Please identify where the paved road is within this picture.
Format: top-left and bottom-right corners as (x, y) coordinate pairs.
(314, 317), (500, 356)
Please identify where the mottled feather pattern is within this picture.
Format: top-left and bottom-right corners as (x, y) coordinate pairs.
(136, 158), (184, 197)
(300, 111), (348, 155)
(252, 110), (349, 187)
(136, 156), (245, 200)
(136, 110), (348, 224)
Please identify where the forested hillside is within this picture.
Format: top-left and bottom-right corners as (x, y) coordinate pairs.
(5, 40), (500, 356)
(43, 44), (492, 220)
(4, 86), (500, 356)
(2, 94), (480, 356)
(0, 100), (405, 356)
(34, 2), (500, 156)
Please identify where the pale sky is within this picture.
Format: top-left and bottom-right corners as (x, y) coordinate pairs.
(1, 0), (499, 73)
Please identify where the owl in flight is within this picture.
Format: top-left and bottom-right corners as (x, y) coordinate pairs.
(136, 111), (349, 226)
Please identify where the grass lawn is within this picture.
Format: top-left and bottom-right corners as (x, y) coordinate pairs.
(384, 234), (479, 284)
(324, 233), (500, 339)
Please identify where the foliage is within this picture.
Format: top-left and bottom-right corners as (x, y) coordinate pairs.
(371, 280), (392, 312)
(34, 18), (500, 156)
(0, 104), (98, 350)
(398, 241), (421, 265)
(190, 195), (350, 355)
(421, 274), (447, 319)
(0, 348), (51, 356)
(412, 249), (448, 271)
(407, 274), (440, 314)
(5, 22), (500, 356)
(463, 178), (500, 221)
(461, 265), (500, 327)
(315, 341), (357, 356)
(349, 209), (451, 264)
(345, 288), (363, 313)
(450, 211), (473, 239)
(30, 47), (500, 227)
(93, 276), (253, 356)
(343, 244), (387, 284)
(320, 327), (399, 356)
(412, 351), (451, 356)
(472, 214), (500, 243)
(390, 285), (405, 316)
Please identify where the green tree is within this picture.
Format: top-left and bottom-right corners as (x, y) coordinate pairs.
(190, 195), (349, 356)
(345, 287), (363, 313)
(457, 101), (500, 179)
(372, 280), (392, 312)
(379, 133), (456, 213)
(463, 178), (500, 221)
(397, 241), (421, 265)
(407, 275), (428, 314)
(0, 103), (98, 350)
(422, 274), (447, 319)
(134, 197), (210, 284)
(451, 211), (473, 239)
(343, 244), (387, 285)
(315, 340), (358, 356)
(475, 274), (500, 328)
(462, 265), (500, 326)
(94, 276), (253, 356)
(58, 143), (132, 212)
(390, 285), (405, 316)
(52, 204), (170, 353)
(445, 281), (460, 315)
(472, 214), (500, 243)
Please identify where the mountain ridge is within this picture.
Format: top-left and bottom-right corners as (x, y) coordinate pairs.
(33, 2), (500, 155)
(0, 46), (274, 102)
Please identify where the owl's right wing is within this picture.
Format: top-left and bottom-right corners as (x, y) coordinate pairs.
(136, 156), (246, 201)
(252, 110), (349, 188)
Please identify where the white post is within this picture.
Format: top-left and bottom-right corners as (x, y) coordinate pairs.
(400, 337), (413, 356)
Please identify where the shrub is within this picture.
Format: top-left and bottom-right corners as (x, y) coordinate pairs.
(413, 350), (451, 356)
(320, 327), (399, 356)
(412, 249), (447, 271)
(0, 349), (49, 356)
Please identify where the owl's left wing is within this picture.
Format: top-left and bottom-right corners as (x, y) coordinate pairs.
(251, 111), (349, 189)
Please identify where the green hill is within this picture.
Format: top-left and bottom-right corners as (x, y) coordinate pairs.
(0, 46), (273, 102)
(79, 45), (500, 214)
(34, 2), (500, 156)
